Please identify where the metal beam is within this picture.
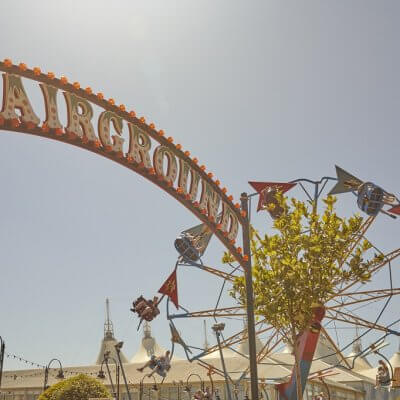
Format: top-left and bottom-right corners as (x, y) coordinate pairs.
(193, 320), (272, 359)
(319, 327), (351, 369)
(336, 216), (375, 270)
(181, 263), (238, 282)
(329, 247), (400, 300)
(325, 310), (389, 333)
(328, 288), (400, 309)
(168, 306), (246, 319)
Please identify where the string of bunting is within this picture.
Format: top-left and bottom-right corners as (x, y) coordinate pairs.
(2, 348), (120, 382)
(2, 368), (119, 381)
(4, 351), (46, 369)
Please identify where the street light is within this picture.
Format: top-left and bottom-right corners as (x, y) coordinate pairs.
(184, 373), (204, 398)
(115, 341), (132, 400)
(99, 351), (120, 400)
(97, 368), (106, 380)
(0, 336), (4, 390)
(179, 380), (184, 400)
(212, 323), (233, 400)
(43, 358), (64, 392)
(97, 357), (116, 398)
(172, 380), (182, 400)
(139, 374), (158, 400)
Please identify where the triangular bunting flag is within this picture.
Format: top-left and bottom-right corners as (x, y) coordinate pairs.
(328, 165), (363, 195)
(388, 205), (400, 215)
(158, 269), (179, 309)
(249, 181), (296, 211)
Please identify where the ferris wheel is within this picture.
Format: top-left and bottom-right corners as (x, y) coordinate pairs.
(132, 165), (400, 397)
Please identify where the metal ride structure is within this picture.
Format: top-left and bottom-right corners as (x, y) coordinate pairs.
(1, 59), (400, 399)
(162, 167), (400, 399)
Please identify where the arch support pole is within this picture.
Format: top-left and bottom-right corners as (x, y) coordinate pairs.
(241, 193), (259, 400)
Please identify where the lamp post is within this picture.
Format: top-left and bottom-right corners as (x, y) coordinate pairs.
(99, 351), (120, 400)
(212, 323), (233, 400)
(115, 341), (132, 400)
(259, 379), (271, 400)
(140, 374), (158, 400)
(204, 366), (215, 400)
(179, 380), (184, 400)
(43, 358), (64, 392)
(240, 193), (259, 400)
(173, 381), (182, 400)
(97, 357), (117, 399)
(0, 336), (4, 390)
(318, 377), (331, 400)
(184, 373), (204, 398)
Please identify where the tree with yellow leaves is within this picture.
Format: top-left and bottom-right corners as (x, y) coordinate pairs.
(224, 194), (383, 400)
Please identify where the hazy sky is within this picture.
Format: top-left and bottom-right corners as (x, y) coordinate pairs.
(0, 0), (400, 371)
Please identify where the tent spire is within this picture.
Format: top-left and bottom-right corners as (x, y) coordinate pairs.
(96, 298), (128, 365)
(352, 325), (362, 354)
(104, 298), (114, 339)
(203, 320), (209, 350)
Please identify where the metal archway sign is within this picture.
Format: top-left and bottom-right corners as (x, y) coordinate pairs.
(0, 60), (247, 265)
(0, 59), (261, 400)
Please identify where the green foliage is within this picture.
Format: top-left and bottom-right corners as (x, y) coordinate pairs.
(226, 195), (383, 344)
(38, 374), (111, 400)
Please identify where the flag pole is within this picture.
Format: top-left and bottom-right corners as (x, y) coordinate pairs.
(156, 294), (166, 307)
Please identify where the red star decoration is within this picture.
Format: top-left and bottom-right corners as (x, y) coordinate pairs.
(249, 181), (297, 211)
(159, 269), (179, 309)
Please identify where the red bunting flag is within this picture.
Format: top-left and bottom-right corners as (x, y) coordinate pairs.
(388, 205), (400, 215)
(158, 269), (179, 309)
(249, 181), (297, 211)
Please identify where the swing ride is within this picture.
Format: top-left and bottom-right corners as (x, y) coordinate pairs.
(131, 166), (400, 399)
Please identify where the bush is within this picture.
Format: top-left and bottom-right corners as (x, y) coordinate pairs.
(38, 374), (111, 400)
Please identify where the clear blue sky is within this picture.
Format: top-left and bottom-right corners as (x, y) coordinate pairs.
(0, 0), (399, 370)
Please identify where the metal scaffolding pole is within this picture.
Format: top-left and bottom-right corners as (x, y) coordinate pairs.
(241, 192), (259, 400)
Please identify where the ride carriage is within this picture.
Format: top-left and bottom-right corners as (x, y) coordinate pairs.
(131, 296), (160, 322)
(357, 182), (385, 216)
(261, 186), (284, 219)
(174, 222), (213, 262)
(174, 234), (200, 262)
(356, 181), (398, 217)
